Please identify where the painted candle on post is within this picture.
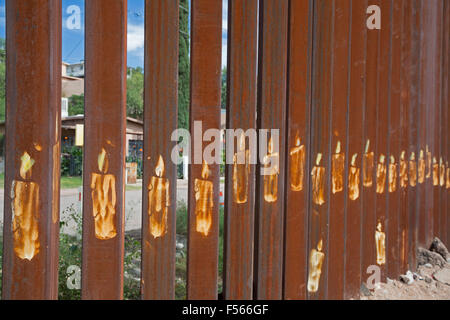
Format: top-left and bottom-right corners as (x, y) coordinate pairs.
(399, 151), (408, 189)
(432, 157), (439, 186)
(439, 158), (445, 187)
(363, 140), (374, 187)
(263, 137), (279, 203)
(307, 239), (325, 293)
(388, 156), (397, 193)
(418, 150), (426, 184)
(148, 155), (170, 238)
(289, 134), (305, 192)
(348, 153), (360, 201)
(91, 148), (117, 240)
(233, 134), (250, 204)
(426, 145), (432, 179)
(375, 222), (386, 265)
(194, 161), (214, 236)
(311, 154), (325, 205)
(332, 141), (345, 194)
(12, 152), (40, 260)
(376, 155), (387, 194)
(409, 152), (417, 187)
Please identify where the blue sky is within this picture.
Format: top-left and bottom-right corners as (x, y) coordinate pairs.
(0, 0), (228, 69)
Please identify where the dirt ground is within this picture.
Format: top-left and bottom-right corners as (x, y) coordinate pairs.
(362, 263), (450, 300)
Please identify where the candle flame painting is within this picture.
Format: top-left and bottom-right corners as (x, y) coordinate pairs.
(148, 155), (170, 239)
(332, 141), (345, 194)
(12, 152), (40, 261)
(263, 137), (279, 203)
(376, 155), (387, 194)
(363, 140), (374, 187)
(348, 153), (360, 201)
(290, 135), (305, 192)
(307, 239), (325, 293)
(375, 222), (386, 266)
(91, 148), (117, 240)
(233, 134), (250, 204)
(194, 161), (214, 236)
(311, 154), (325, 205)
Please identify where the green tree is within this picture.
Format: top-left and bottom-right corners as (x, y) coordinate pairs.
(126, 66), (144, 120)
(178, 0), (190, 130)
(68, 94), (84, 116)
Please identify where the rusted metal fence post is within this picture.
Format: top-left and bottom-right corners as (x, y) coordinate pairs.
(141, 0), (179, 300)
(307, 0), (333, 300)
(2, 0), (61, 300)
(187, 0), (222, 300)
(254, 0), (288, 300)
(82, 0), (127, 300)
(283, 0), (313, 301)
(386, 0), (403, 281)
(223, 0), (258, 300)
(374, 0), (392, 282)
(326, 0), (351, 300)
(344, 0), (367, 300)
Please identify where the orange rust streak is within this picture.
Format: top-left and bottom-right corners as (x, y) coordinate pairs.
(290, 143), (305, 191)
(363, 152), (374, 187)
(12, 180), (40, 261)
(91, 173), (117, 240)
(332, 152), (345, 194)
(311, 166), (325, 205)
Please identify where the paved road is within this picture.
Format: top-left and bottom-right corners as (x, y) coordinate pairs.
(0, 179), (224, 236)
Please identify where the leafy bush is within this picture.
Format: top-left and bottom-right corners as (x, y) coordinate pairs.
(61, 146), (83, 177)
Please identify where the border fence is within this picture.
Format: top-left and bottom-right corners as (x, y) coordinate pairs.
(1, 0), (449, 300)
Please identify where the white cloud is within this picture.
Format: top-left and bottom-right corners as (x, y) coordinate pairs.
(127, 23), (144, 52)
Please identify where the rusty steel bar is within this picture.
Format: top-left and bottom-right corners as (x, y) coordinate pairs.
(386, 0), (403, 281)
(442, 0), (450, 248)
(399, 0), (413, 274)
(254, 0), (288, 300)
(361, 0), (380, 286)
(436, 0), (446, 245)
(187, 0), (222, 300)
(417, 0), (429, 250)
(283, 0), (313, 300)
(307, 0), (333, 300)
(2, 0), (61, 300)
(344, 0), (367, 300)
(374, 0), (392, 281)
(420, 0), (442, 253)
(141, 0), (179, 300)
(223, 0), (258, 300)
(82, 0), (127, 300)
(325, 0), (351, 300)
(406, 0), (421, 272)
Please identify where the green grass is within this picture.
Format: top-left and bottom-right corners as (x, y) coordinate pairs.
(60, 176), (83, 189)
